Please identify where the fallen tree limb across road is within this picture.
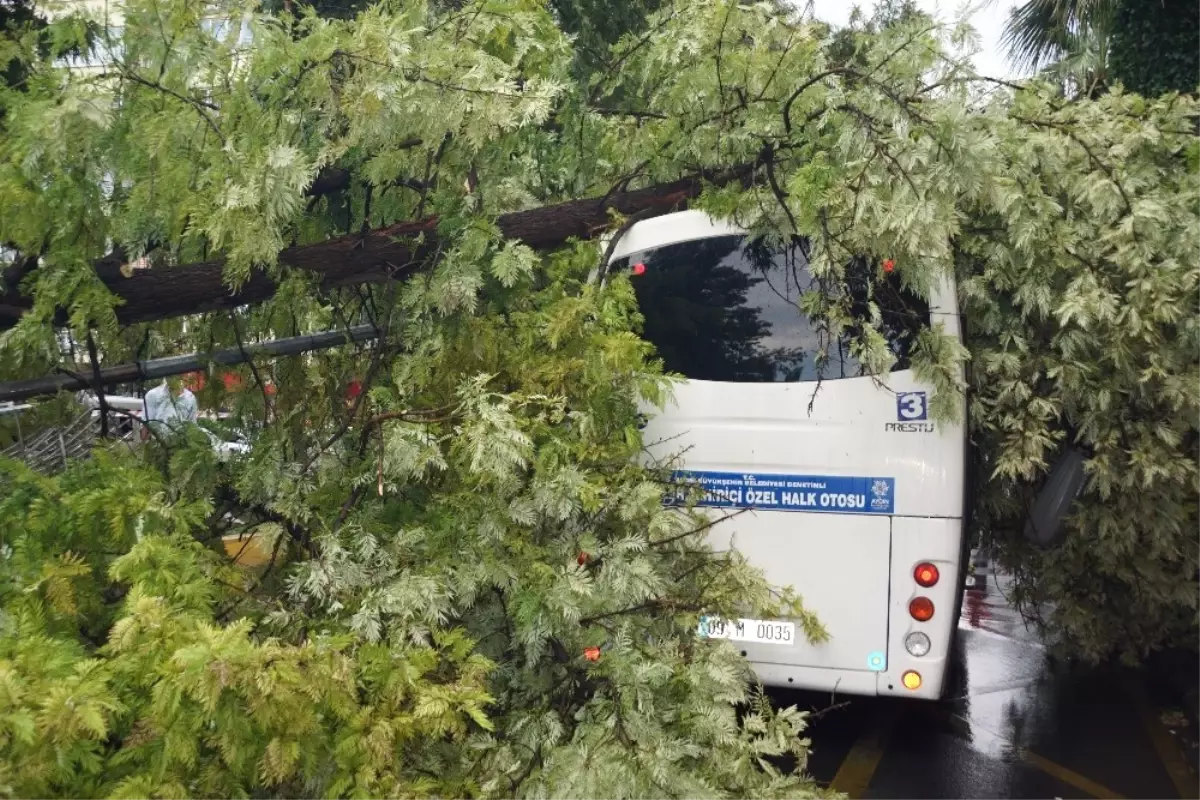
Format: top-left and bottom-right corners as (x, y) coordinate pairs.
(0, 169), (748, 331)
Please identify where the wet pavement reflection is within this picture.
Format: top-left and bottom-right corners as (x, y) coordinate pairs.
(771, 553), (1199, 799)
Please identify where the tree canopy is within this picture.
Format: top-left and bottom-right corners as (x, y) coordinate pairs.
(1003, 0), (1199, 97)
(1108, 0), (1199, 97)
(0, 0), (1196, 795)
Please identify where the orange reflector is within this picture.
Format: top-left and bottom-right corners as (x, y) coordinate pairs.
(909, 596), (935, 622)
(914, 562), (940, 587)
(902, 670), (922, 690)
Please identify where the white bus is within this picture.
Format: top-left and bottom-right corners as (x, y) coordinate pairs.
(606, 211), (968, 700)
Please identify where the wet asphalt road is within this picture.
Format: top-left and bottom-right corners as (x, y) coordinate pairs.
(769, 556), (1200, 799)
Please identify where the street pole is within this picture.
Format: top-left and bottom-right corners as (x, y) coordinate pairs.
(0, 324), (380, 404)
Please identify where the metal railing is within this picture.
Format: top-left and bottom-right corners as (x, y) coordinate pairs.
(1, 408), (137, 476)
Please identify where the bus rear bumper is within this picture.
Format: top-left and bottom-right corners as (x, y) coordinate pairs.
(750, 658), (948, 700)
(750, 661), (880, 696)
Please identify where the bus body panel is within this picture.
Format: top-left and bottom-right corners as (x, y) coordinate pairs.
(612, 210), (967, 699)
(876, 516), (963, 699)
(642, 370), (964, 519)
(608, 211), (744, 261)
(640, 372), (966, 696)
(748, 662), (882, 695)
(705, 512), (892, 673)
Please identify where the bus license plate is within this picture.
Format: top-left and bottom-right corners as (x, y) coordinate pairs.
(699, 616), (795, 645)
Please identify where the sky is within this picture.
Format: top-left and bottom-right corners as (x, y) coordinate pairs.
(807, 0), (1027, 80)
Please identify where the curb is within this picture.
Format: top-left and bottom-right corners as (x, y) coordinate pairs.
(964, 548), (990, 590)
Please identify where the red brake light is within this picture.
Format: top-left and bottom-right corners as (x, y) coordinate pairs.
(909, 596), (935, 622)
(914, 562), (940, 587)
(631, 262), (646, 276)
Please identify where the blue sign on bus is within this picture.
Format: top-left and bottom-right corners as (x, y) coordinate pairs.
(668, 470), (895, 515)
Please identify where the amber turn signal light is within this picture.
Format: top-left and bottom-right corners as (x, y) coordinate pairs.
(909, 596), (935, 622)
(902, 670), (922, 690)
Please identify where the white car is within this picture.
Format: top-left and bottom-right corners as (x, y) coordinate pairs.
(199, 426), (251, 460)
(79, 392), (250, 459)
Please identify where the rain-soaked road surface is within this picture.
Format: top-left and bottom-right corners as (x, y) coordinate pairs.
(770, 553), (1200, 799)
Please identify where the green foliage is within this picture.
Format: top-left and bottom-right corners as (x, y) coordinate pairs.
(959, 87), (1200, 661)
(0, 0), (1196, 795)
(1108, 0), (1199, 97)
(0, 465), (499, 798)
(0, 0), (41, 92)
(0, 277), (825, 796)
(1002, 0), (1198, 97)
(1002, 0), (1119, 77)
(547, 0), (664, 77)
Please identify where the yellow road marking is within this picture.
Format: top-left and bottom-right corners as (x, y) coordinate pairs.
(1022, 749), (1125, 799)
(831, 694), (1166, 800)
(1127, 680), (1198, 799)
(829, 704), (901, 798)
(932, 706), (1126, 799)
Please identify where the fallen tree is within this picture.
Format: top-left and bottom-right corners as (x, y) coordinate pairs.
(0, 3), (837, 797)
(0, 0), (1195, 797)
(0, 172), (737, 329)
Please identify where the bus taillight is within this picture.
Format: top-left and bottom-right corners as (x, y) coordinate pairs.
(914, 562), (940, 587)
(909, 596), (935, 621)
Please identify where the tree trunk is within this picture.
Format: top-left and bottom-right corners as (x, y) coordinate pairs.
(0, 169), (747, 331)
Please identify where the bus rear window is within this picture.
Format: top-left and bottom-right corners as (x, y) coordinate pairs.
(610, 235), (929, 383)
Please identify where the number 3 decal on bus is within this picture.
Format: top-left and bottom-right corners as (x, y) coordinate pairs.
(897, 391), (928, 421)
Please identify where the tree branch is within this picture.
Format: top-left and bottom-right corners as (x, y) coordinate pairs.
(1013, 115), (1135, 219)
(119, 71), (226, 144)
(0, 168), (758, 331)
(648, 508), (749, 548)
(363, 405), (458, 428)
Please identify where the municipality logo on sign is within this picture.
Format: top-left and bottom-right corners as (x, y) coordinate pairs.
(870, 480), (892, 510)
